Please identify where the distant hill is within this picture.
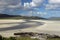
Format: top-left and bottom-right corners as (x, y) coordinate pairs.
(0, 14), (46, 19)
(0, 14), (11, 17)
(0, 14), (21, 17)
(49, 17), (60, 20)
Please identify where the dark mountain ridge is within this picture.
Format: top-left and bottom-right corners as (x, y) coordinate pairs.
(0, 14), (46, 19)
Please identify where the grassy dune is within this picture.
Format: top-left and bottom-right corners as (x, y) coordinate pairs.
(47, 38), (60, 40)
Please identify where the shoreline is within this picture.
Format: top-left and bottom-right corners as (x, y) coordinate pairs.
(0, 19), (60, 37)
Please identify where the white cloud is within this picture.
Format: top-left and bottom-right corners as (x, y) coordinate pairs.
(24, 2), (31, 9)
(36, 12), (47, 15)
(45, 0), (60, 10)
(36, 12), (47, 17)
(31, 0), (43, 7)
(45, 4), (60, 10)
(8, 3), (21, 8)
(30, 2), (36, 7)
(0, 0), (44, 13)
(49, 0), (60, 4)
(31, 0), (44, 7)
(0, 0), (21, 13)
(24, 2), (36, 9)
(24, 0), (44, 9)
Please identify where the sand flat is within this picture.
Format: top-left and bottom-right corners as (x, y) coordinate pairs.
(0, 19), (60, 37)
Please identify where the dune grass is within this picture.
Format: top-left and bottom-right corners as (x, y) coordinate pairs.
(47, 38), (60, 40)
(0, 35), (39, 40)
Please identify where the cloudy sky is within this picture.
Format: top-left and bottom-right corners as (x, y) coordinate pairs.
(0, 0), (60, 18)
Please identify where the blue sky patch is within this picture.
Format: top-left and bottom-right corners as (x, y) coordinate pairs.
(0, 0), (60, 18)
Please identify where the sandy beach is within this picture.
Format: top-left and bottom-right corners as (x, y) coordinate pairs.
(0, 19), (60, 37)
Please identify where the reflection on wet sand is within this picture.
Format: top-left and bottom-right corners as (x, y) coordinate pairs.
(0, 19), (44, 31)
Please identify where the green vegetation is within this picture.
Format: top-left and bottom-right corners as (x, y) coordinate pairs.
(0, 35), (60, 40)
(47, 38), (60, 40)
(16, 37), (39, 40)
(1, 37), (60, 40)
(0, 35), (39, 40)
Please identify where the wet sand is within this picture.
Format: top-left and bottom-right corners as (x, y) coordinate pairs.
(0, 19), (60, 37)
